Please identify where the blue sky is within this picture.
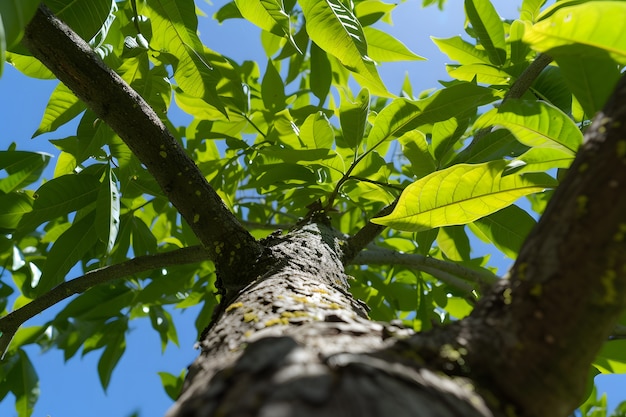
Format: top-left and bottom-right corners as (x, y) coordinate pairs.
(0, 1), (624, 416)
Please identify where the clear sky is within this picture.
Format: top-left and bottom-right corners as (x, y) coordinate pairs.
(0, 1), (623, 416)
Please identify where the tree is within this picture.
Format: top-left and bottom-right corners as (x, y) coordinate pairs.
(1, 0), (626, 416)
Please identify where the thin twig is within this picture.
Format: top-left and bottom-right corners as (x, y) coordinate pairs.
(351, 247), (499, 287)
(0, 245), (207, 358)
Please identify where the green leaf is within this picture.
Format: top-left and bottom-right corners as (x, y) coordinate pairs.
(399, 130), (436, 179)
(261, 59), (286, 111)
(33, 82), (86, 137)
(158, 370), (186, 401)
(437, 226), (470, 261)
(474, 99), (582, 155)
(45, 0), (115, 42)
(464, 0), (506, 65)
(149, 306), (179, 352)
(96, 167), (120, 254)
(520, 0), (546, 22)
(17, 170), (102, 233)
(300, 0), (389, 97)
(468, 205), (536, 259)
(38, 210), (99, 293)
(299, 111), (334, 150)
(97, 318), (127, 390)
(354, 1), (396, 26)
(431, 36), (490, 65)
(8, 350), (39, 417)
(447, 63), (512, 85)
(234, 0), (300, 52)
(367, 83), (498, 150)
(58, 285), (135, 321)
(0, 193), (33, 233)
(506, 147), (575, 175)
(371, 160), (557, 232)
(531, 65), (572, 113)
(7, 326), (46, 354)
(147, 0), (226, 115)
(0, 0), (39, 49)
(0, 151), (51, 193)
(339, 88), (370, 150)
(594, 340), (626, 374)
(523, 2), (626, 65)
(363, 27), (425, 62)
(310, 42), (332, 103)
(5, 53), (55, 79)
(215, 1), (242, 22)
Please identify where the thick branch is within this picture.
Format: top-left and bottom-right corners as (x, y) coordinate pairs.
(22, 5), (262, 280)
(460, 72), (626, 416)
(0, 246), (208, 357)
(352, 247), (498, 291)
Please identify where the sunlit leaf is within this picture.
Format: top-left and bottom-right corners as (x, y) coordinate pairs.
(594, 340), (626, 374)
(300, 0), (389, 96)
(33, 82), (85, 137)
(147, 0), (226, 115)
(506, 147), (574, 175)
(0, 193), (33, 233)
(447, 63), (512, 85)
(464, 0), (506, 65)
(363, 27), (425, 62)
(431, 36), (490, 65)
(474, 99), (582, 155)
(339, 88), (370, 150)
(524, 2), (626, 65)
(372, 160), (557, 232)
(299, 111), (334, 150)
(234, 0), (300, 52)
(367, 83), (498, 150)
(399, 130), (436, 179)
(0, 151), (51, 193)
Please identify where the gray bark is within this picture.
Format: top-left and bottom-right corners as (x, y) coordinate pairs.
(167, 222), (494, 417)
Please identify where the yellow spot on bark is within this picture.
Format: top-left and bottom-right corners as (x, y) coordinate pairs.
(292, 296), (308, 304)
(530, 284), (542, 297)
(326, 302), (341, 310)
(225, 302), (243, 312)
(243, 312), (258, 323)
(503, 288), (513, 305)
(613, 224), (626, 242)
(195, 190), (201, 197)
(312, 288), (329, 294)
(159, 151), (167, 158)
(578, 162), (588, 173)
(265, 317), (289, 326)
(193, 214), (200, 223)
(617, 141), (626, 157)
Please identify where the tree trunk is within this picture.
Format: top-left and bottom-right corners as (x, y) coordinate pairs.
(167, 221), (494, 417)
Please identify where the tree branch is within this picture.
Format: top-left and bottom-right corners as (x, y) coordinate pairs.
(456, 72), (626, 416)
(352, 247), (498, 291)
(0, 245), (208, 358)
(21, 5), (262, 281)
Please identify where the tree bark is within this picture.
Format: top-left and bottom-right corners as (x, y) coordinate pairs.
(167, 221), (494, 417)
